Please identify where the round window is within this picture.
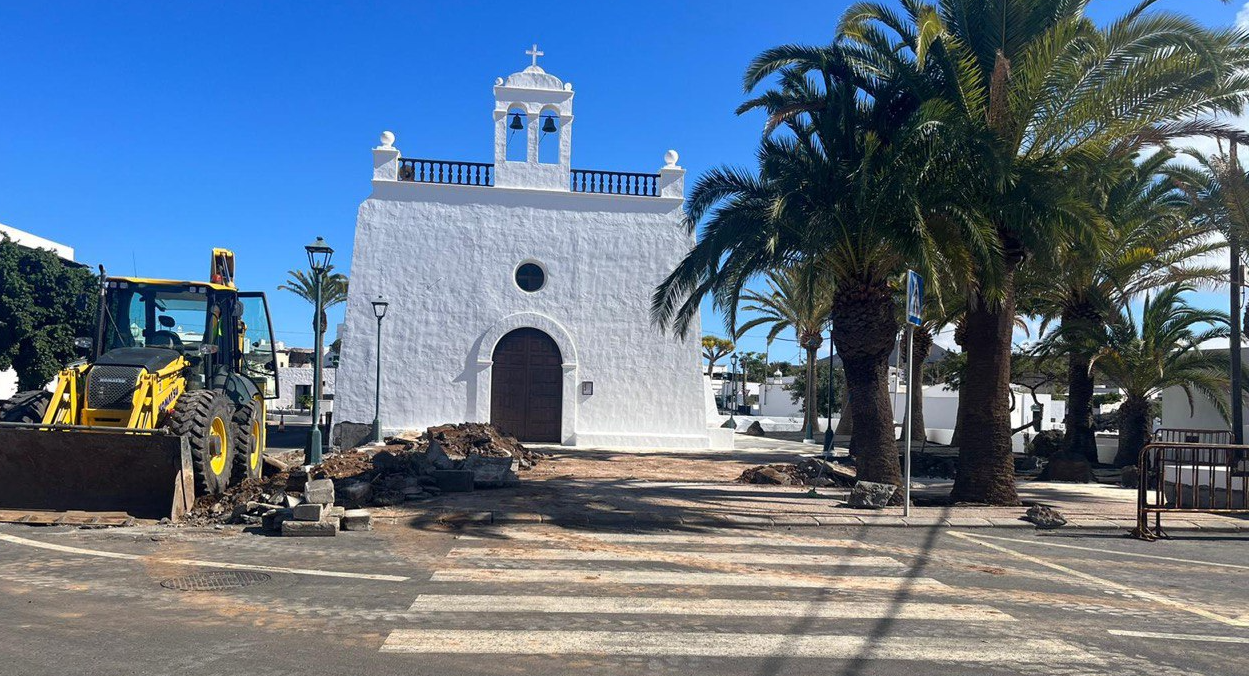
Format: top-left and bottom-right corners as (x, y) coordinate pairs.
(515, 262), (545, 292)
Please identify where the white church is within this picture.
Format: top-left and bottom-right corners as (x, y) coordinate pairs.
(333, 50), (730, 450)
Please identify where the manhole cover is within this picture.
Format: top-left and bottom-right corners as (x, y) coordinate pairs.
(160, 571), (271, 591)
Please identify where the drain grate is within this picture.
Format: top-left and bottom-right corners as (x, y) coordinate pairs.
(160, 571), (271, 591)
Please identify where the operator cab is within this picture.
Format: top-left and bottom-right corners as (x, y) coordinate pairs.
(96, 277), (279, 395)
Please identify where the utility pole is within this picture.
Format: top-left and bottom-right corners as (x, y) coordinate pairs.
(1232, 235), (1244, 444)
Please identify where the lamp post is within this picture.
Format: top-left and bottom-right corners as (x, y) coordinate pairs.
(727, 354), (739, 429)
(371, 295), (389, 444)
(823, 317), (836, 457)
(304, 236), (333, 466)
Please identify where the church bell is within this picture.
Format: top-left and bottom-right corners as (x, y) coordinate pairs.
(541, 116), (557, 134)
(509, 113), (524, 130)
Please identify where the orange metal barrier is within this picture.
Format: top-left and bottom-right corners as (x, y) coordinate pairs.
(1134, 441), (1249, 540)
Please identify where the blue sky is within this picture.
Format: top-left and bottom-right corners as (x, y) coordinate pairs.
(1, 1), (1244, 363)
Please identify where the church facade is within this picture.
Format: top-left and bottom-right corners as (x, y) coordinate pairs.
(333, 55), (729, 450)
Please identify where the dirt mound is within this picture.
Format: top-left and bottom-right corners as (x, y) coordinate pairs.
(186, 423), (540, 524)
(423, 422), (544, 469)
(736, 458), (856, 487)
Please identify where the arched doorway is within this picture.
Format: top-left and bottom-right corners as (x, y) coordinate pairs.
(490, 328), (563, 442)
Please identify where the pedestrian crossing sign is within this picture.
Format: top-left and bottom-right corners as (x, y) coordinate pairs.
(906, 270), (923, 327)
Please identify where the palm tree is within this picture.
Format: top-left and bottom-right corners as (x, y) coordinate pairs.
(654, 45), (989, 493)
(736, 262), (835, 439)
(1169, 144), (1249, 443)
(1088, 285), (1230, 467)
(1025, 151), (1221, 470)
(701, 336), (735, 378)
(278, 265), (349, 333)
(841, 0), (1249, 504)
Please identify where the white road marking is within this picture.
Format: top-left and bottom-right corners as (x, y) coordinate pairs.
(410, 594), (1014, 620)
(447, 547), (903, 567)
(459, 532), (869, 548)
(431, 567), (945, 590)
(959, 532), (1249, 571)
(0, 532), (409, 582)
(949, 531), (1247, 628)
(1108, 630), (1249, 644)
(381, 629), (1096, 662)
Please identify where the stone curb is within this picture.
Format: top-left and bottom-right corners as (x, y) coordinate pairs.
(372, 508), (1246, 533)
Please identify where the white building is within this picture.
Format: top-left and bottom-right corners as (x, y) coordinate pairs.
(0, 222), (77, 400)
(333, 53), (729, 450)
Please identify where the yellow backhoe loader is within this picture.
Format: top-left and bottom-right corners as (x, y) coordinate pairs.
(0, 249), (280, 522)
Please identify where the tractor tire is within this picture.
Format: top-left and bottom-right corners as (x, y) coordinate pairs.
(231, 399), (263, 483)
(0, 390), (51, 423)
(165, 390), (236, 496)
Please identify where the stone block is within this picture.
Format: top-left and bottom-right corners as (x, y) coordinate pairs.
(462, 454), (515, 487)
(326, 505), (346, 519)
(261, 508), (291, 531)
(304, 479), (335, 505)
(848, 481), (896, 509)
(341, 509), (373, 531)
(292, 503), (325, 521)
(281, 519), (337, 537)
(433, 469), (474, 492)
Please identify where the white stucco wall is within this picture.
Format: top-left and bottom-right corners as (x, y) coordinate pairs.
(0, 369), (17, 401)
(0, 223), (75, 261)
(334, 62), (717, 449)
(272, 366), (335, 412)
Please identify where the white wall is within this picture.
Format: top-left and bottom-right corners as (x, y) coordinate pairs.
(273, 366), (336, 413)
(0, 223), (75, 261)
(0, 369), (17, 400)
(335, 66), (716, 449)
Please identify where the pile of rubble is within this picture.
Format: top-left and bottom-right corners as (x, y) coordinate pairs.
(187, 422), (542, 533)
(736, 457), (856, 487)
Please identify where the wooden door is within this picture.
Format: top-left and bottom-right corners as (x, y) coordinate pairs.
(490, 328), (563, 442)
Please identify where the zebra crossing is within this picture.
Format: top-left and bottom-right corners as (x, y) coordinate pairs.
(382, 528), (1099, 670)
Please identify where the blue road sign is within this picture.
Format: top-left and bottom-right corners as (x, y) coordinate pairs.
(906, 270), (924, 327)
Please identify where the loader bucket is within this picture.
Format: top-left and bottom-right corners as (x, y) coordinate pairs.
(0, 424), (195, 521)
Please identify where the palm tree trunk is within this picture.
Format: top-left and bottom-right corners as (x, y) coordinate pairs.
(1061, 350), (1099, 463)
(804, 347), (818, 436)
(836, 388), (853, 437)
(951, 287), (1020, 505)
(832, 281), (902, 498)
(1114, 395), (1151, 468)
(900, 327), (932, 442)
(1061, 305), (1100, 464)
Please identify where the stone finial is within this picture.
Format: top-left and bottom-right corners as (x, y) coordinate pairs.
(664, 149), (680, 168)
(495, 77), (504, 85)
(379, 131), (395, 149)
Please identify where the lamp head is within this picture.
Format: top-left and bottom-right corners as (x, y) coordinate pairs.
(371, 295), (389, 319)
(304, 236), (334, 273)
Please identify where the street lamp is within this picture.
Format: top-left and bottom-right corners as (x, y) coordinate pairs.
(823, 317), (836, 458)
(304, 236), (333, 466)
(371, 295), (389, 444)
(727, 354), (739, 429)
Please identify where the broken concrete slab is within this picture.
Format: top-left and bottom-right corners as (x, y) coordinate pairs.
(281, 519), (336, 537)
(462, 454), (515, 488)
(848, 481), (897, 509)
(261, 508), (292, 531)
(304, 479), (335, 505)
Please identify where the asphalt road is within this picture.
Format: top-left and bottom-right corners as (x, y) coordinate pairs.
(0, 521), (1246, 676)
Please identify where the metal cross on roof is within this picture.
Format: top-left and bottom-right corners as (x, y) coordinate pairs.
(526, 43), (544, 67)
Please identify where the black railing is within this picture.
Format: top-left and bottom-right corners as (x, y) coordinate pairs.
(398, 158), (494, 186)
(571, 169), (660, 196)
